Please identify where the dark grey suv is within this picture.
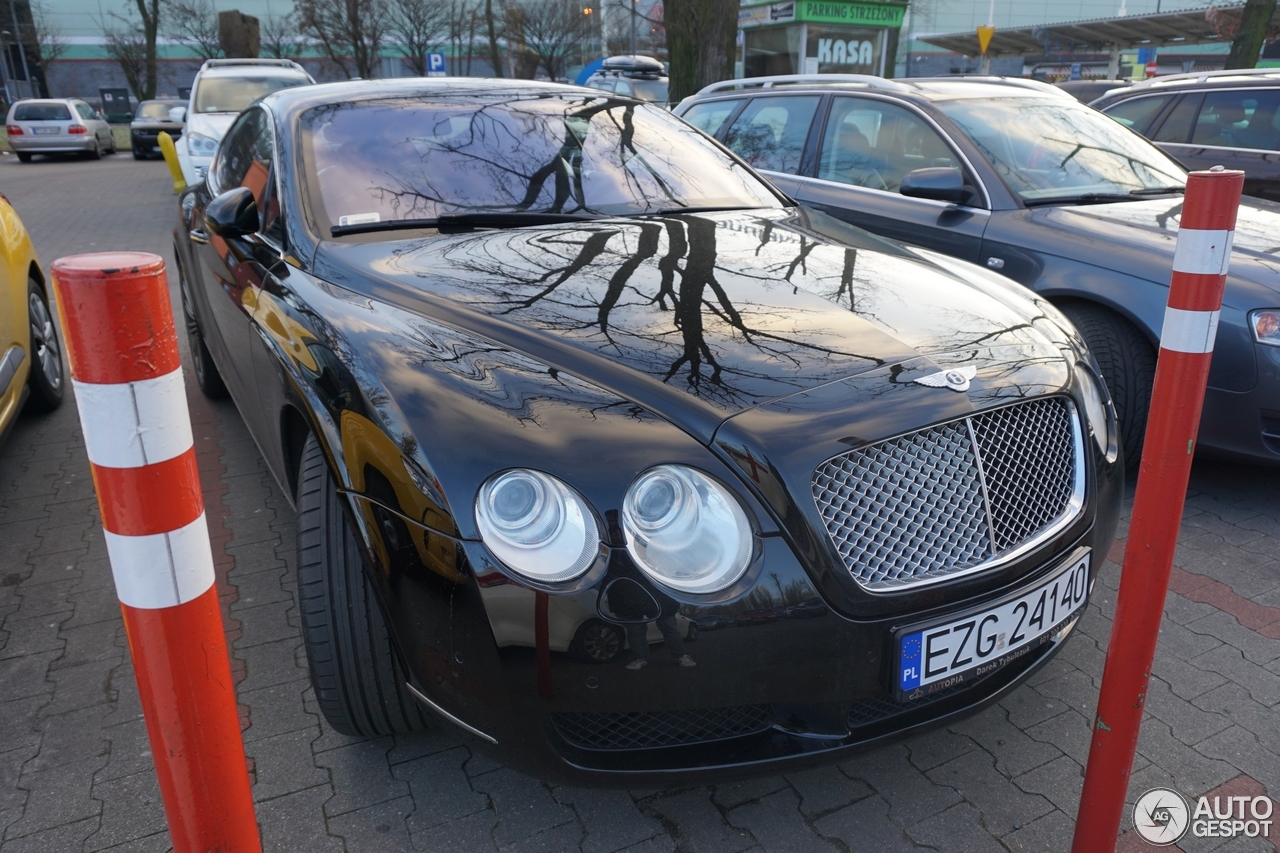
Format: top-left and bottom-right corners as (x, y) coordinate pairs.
(1091, 68), (1280, 202)
(674, 75), (1280, 466)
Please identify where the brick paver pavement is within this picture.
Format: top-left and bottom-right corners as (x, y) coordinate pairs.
(0, 153), (1277, 852)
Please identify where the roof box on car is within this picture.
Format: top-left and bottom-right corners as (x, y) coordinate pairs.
(602, 55), (665, 77)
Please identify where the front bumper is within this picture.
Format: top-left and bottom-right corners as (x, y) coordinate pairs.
(371, 452), (1121, 784)
(1199, 342), (1280, 462)
(131, 129), (181, 151)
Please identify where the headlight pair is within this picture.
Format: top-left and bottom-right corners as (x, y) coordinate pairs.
(475, 465), (753, 593)
(187, 131), (219, 157)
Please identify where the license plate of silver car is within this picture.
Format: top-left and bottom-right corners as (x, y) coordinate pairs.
(896, 550), (1090, 701)
(33, 127), (59, 134)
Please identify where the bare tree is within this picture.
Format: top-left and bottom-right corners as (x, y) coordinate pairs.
(165, 0), (223, 60)
(483, 0), (502, 76)
(27, 1), (66, 64)
(101, 0), (162, 100)
(446, 0), (478, 76)
(502, 0), (593, 81)
(665, 0), (736, 102)
(260, 10), (302, 59)
(385, 0), (448, 76)
(296, 0), (387, 79)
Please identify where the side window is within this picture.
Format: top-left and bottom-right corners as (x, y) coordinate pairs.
(722, 95), (821, 174)
(214, 108), (279, 237)
(1103, 95), (1173, 134)
(1192, 89), (1280, 150)
(1151, 94), (1203, 143)
(817, 97), (960, 194)
(681, 99), (743, 137)
(75, 103), (96, 121)
(614, 79), (633, 97)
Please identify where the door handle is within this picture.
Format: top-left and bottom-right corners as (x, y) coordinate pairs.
(189, 228), (209, 245)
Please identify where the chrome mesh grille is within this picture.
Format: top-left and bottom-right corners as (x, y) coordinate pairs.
(813, 398), (1080, 591)
(551, 705), (773, 751)
(971, 399), (1078, 552)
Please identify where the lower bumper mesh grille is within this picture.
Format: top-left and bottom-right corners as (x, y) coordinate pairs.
(551, 705), (773, 751)
(813, 397), (1083, 591)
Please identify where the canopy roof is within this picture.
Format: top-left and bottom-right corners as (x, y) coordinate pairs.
(917, 4), (1273, 57)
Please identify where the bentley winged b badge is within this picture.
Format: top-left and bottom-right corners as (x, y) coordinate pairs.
(913, 365), (977, 392)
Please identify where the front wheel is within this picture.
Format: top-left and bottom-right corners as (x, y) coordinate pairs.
(1058, 303), (1155, 472)
(25, 279), (63, 412)
(571, 619), (624, 663)
(296, 434), (428, 736)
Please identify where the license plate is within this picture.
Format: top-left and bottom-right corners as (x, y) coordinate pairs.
(33, 127), (59, 135)
(896, 550), (1090, 700)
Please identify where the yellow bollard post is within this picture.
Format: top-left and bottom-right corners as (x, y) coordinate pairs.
(158, 132), (187, 194)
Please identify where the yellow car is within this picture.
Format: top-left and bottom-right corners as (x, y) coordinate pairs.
(0, 193), (62, 446)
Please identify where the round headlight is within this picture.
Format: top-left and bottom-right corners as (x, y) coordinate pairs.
(622, 465), (753, 594)
(1076, 362), (1112, 456)
(475, 470), (598, 583)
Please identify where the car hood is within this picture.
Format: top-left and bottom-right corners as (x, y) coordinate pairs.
(184, 111), (236, 144)
(313, 208), (1071, 441)
(1037, 196), (1280, 302)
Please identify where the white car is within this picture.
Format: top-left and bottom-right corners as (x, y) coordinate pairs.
(173, 58), (314, 185)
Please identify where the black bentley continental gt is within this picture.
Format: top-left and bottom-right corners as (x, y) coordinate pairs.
(174, 78), (1122, 784)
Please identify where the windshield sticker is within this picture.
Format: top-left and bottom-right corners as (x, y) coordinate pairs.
(339, 212), (381, 227)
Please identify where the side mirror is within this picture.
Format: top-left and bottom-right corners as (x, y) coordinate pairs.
(169, 106), (187, 123)
(900, 167), (968, 204)
(205, 187), (258, 238)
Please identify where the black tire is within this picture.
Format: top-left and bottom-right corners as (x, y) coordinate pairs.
(85, 142), (100, 160)
(16, 152), (31, 163)
(177, 247), (228, 399)
(296, 433), (428, 736)
(132, 149), (144, 160)
(1058, 302), (1155, 472)
(685, 621), (698, 642)
(571, 619), (624, 663)
(24, 278), (64, 413)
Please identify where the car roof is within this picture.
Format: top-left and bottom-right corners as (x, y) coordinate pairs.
(684, 74), (1071, 104)
(261, 77), (607, 118)
(198, 65), (312, 80)
(1093, 67), (1280, 105)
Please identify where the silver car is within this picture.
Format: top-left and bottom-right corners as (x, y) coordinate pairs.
(6, 99), (117, 162)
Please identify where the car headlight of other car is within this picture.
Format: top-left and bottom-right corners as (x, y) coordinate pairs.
(187, 131), (218, 156)
(475, 470), (598, 583)
(622, 465), (752, 594)
(1250, 309), (1280, 346)
(1075, 362), (1113, 457)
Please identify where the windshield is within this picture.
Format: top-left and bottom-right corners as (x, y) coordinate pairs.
(937, 97), (1186, 202)
(195, 75), (309, 114)
(300, 95), (781, 235)
(136, 101), (178, 120)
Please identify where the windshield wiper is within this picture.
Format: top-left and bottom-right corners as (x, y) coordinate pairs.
(330, 211), (602, 237)
(1024, 187), (1186, 207)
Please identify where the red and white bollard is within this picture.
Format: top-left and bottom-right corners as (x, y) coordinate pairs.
(51, 253), (261, 853)
(1071, 169), (1245, 852)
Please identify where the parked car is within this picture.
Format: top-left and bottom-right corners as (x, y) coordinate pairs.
(130, 98), (186, 160)
(173, 76), (1121, 783)
(1091, 68), (1280, 202)
(676, 74), (1280, 467)
(583, 55), (669, 106)
(0, 194), (62, 448)
(173, 58), (314, 185)
(5, 99), (116, 162)
(1055, 79), (1131, 103)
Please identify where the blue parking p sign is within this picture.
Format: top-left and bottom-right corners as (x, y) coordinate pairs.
(427, 52), (446, 76)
